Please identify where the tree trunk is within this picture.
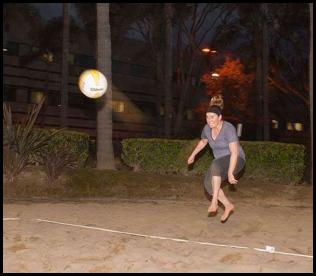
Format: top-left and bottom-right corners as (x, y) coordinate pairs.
(155, 53), (164, 137)
(174, 62), (193, 136)
(255, 14), (263, 140)
(164, 3), (173, 138)
(261, 3), (270, 141)
(40, 61), (50, 127)
(96, 3), (115, 170)
(60, 3), (69, 128)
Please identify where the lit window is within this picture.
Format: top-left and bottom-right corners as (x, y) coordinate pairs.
(112, 100), (124, 113)
(160, 106), (164, 116)
(30, 91), (44, 104)
(272, 120), (279, 129)
(287, 123), (294, 131)
(287, 122), (304, 131)
(294, 123), (303, 131)
(43, 51), (54, 63)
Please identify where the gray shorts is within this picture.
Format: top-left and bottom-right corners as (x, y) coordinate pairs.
(203, 155), (245, 196)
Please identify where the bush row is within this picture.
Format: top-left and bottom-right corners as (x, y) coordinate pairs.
(121, 138), (306, 184)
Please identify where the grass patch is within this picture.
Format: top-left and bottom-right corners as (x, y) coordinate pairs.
(3, 167), (204, 200)
(4, 167), (311, 205)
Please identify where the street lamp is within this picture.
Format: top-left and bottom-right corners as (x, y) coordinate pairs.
(211, 73), (220, 78)
(201, 48), (217, 72)
(201, 48), (217, 54)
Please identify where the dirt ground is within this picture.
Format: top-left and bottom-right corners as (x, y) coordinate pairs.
(3, 177), (313, 273)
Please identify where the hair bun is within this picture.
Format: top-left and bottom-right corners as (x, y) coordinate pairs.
(210, 94), (224, 110)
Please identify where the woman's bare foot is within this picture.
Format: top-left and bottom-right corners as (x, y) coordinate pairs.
(208, 203), (218, 214)
(221, 204), (234, 223)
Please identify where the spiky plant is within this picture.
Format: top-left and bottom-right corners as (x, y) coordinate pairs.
(3, 97), (60, 183)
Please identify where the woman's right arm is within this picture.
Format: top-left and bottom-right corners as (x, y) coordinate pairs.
(187, 139), (208, 164)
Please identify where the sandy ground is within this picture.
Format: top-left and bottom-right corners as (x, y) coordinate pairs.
(3, 190), (313, 273)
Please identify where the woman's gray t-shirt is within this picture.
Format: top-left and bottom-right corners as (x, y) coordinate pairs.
(201, 121), (245, 160)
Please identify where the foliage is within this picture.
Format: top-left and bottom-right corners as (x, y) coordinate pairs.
(216, 3), (309, 117)
(121, 138), (186, 173)
(3, 98), (60, 183)
(35, 129), (90, 184)
(197, 57), (254, 121)
(121, 138), (306, 184)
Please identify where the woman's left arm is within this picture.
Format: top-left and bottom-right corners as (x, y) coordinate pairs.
(228, 142), (238, 184)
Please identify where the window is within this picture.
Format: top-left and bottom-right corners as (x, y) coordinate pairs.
(30, 91), (44, 104)
(3, 85), (16, 102)
(47, 92), (61, 107)
(112, 100), (125, 113)
(187, 110), (194, 120)
(130, 63), (154, 78)
(272, 120), (279, 129)
(135, 101), (156, 117)
(42, 51), (54, 63)
(32, 46), (39, 53)
(112, 60), (154, 78)
(160, 106), (164, 116)
(69, 93), (95, 110)
(294, 123), (303, 131)
(69, 53), (75, 65)
(112, 60), (125, 73)
(74, 54), (95, 68)
(287, 122), (304, 131)
(5, 41), (19, 56)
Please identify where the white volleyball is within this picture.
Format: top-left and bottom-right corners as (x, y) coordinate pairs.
(78, 69), (108, 98)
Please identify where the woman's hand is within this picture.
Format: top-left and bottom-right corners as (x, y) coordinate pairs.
(187, 155), (195, 165)
(228, 173), (238, 184)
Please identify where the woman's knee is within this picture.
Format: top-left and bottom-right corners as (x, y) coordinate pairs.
(210, 162), (221, 176)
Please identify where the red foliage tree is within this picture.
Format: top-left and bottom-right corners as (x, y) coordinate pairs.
(196, 56), (255, 122)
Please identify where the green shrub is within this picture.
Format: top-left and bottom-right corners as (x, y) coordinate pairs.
(241, 141), (305, 184)
(121, 138), (306, 184)
(35, 129), (90, 183)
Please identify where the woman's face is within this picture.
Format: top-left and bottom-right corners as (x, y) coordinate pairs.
(206, 112), (222, 128)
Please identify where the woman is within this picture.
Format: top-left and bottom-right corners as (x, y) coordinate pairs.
(187, 98), (245, 223)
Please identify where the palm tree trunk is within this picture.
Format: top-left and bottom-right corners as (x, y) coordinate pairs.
(60, 3), (69, 128)
(164, 3), (173, 138)
(96, 3), (115, 170)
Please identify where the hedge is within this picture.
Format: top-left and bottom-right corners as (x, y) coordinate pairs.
(121, 138), (306, 184)
(33, 128), (90, 167)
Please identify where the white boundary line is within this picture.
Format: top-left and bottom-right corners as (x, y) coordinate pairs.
(3, 218), (20, 221)
(35, 218), (313, 259)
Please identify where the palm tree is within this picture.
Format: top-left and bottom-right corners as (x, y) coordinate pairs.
(96, 3), (115, 170)
(60, 3), (70, 128)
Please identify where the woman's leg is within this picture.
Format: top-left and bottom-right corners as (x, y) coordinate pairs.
(218, 189), (234, 222)
(208, 181), (234, 221)
(208, 175), (221, 212)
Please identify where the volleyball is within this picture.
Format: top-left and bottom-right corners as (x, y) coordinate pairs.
(78, 69), (108, 98)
